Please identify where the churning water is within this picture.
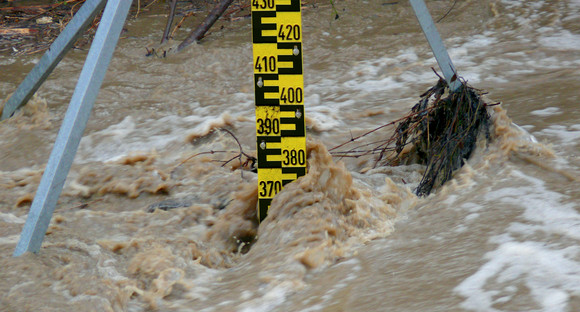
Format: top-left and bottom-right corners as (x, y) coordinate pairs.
(1, 0), (579, 311)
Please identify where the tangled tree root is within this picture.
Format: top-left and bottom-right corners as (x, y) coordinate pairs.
(331, 76), (494, 196)
(386, 78), (492, 196)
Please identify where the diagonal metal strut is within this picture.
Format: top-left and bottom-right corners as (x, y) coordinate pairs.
(13, 0), (132, 256)
(409, 0), (461, 92)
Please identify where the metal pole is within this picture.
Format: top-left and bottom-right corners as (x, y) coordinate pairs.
(13, 0), (132, 256)
(409, 0), (461, 91)
(1, 0), (107, 121)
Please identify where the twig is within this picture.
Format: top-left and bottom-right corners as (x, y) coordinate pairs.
(169, 129), (256, 179)
(170, 150), (230, 178)
(0, 28), (39, 35)
(57, 198), (104, 212)
(70, 0), (84, 18)
(328, 104), (439, 152)
(436, 0), (458, 23)
(144, 0), (160, 10)
(21, 1), (65, 21)
(220, 128), (256, 177)
(169, 12), (194, 40)
(223, 2), (250, 18)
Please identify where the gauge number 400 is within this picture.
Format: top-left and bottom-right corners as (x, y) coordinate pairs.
(280, 87), (303, 104)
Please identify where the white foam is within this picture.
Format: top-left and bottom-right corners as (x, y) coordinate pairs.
(0, 212), (25, 224)
(0, 58), (16, 66)
(76, 113), (236, 163)
(508, 170), (580, 240)
(530, 107), (562, 116)
(343, 75), (404, 93)
(456, 169), (580, 311)
(539, 30), (580, 51)
(456, 241), (580, 312)
(237, 282), (294, 312)
(536, 124), (580, 145)
(0, 235), (20, 245)
(465, 213), (480, 222)
(300, 303), (325, 312)
(570, 0), (580, 9)
(306, 106), (342, 132)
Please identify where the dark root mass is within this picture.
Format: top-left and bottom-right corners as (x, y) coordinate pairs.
(386, 79), (491, 196)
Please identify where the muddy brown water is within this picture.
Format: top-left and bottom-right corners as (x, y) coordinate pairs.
(1, 0), (579, 311)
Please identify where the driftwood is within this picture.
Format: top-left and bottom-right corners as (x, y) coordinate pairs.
(0, 28), (39, 35)
(177, 0), (235, 51)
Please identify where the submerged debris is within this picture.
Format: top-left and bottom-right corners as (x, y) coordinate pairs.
(330, 76), (493, 196)
(0, 0), (100, 56)
(384, 78), (492, 196)
(147, 198), (193, 213)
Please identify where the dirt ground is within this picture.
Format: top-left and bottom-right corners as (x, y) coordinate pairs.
(0, 0), (249, 56)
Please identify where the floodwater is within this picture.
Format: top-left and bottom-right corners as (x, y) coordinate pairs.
(1, 0), (579, 311)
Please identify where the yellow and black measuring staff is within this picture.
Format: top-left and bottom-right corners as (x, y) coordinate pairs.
(252, 0), (307, 222)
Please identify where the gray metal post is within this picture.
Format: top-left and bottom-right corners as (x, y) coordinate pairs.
(1, 0), (107, 121)
(409, 0), (461, 91)
(13, 0), (132, 256)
